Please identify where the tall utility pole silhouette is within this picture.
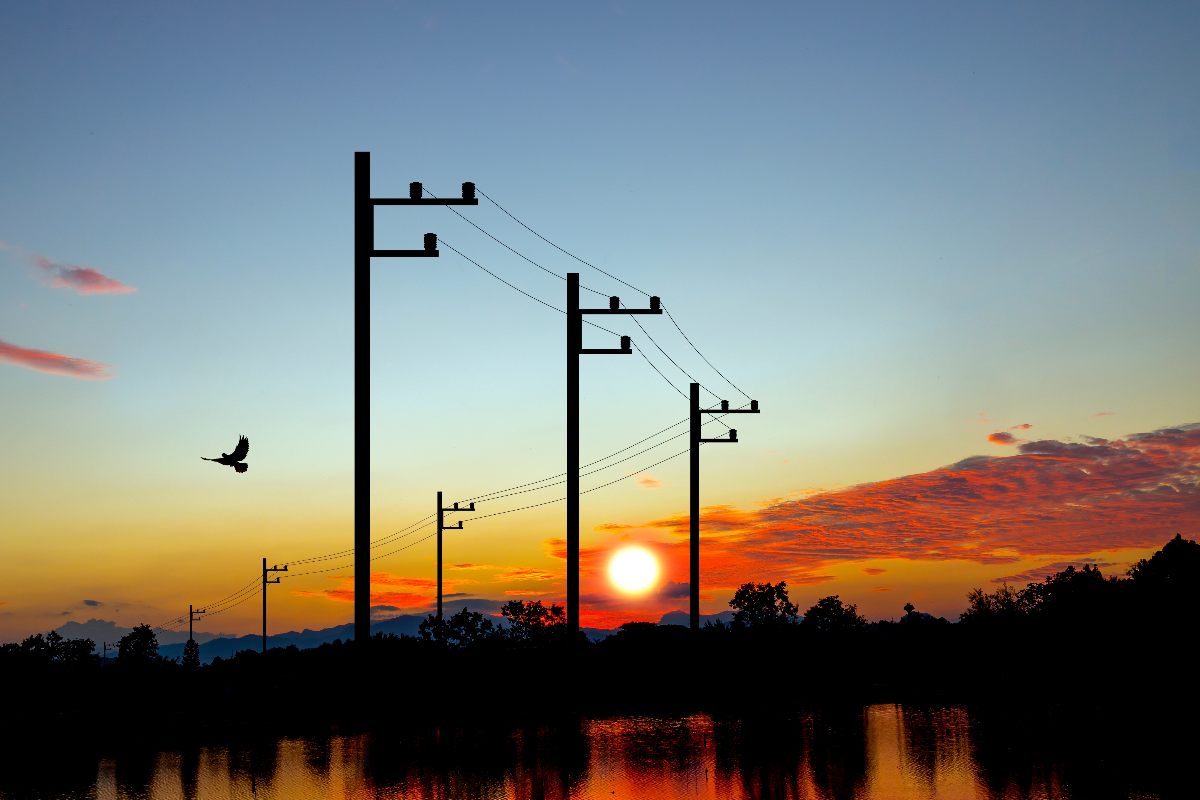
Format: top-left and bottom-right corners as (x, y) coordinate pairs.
(567, 272), (661, 637)
(353, 152), (476, 643)
(188, 604), (206, 642)
(690, 383), (759, 631)
(262, 558), (287, 654)
(436, 492), (476, 621)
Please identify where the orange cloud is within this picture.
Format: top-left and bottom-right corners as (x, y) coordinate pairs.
(988, 431), (1018, 445)
(293, 571), (445, 610)
(495, 567), (555, 582)
(637, 473), (662, 489)
(615, 424), (1200, 591)
(863, 567), (887, 576)
(0, 338), (112, 380)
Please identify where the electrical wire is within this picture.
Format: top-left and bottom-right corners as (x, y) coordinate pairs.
(477, 187), (652, 297)
(476, 185), (755, 401)
(423, 187), (609, 299)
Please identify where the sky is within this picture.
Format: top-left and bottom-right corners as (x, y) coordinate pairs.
(1, 2), (1198, 640)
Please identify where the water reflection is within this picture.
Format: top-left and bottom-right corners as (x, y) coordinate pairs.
(0, 705), (1172, 800)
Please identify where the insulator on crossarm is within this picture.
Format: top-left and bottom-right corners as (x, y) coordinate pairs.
(424, 233), (437, 251)
(410, 181), (423, 199)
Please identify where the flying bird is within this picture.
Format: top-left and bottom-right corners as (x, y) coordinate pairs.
(202, 435), (250, 473)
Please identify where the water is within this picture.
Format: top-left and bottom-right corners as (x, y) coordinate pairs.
(0, 705), (1174, 799)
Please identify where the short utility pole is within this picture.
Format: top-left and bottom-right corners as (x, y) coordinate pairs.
(567, 272), (661, 637)
(262, 558), (288, 654)
(353, 152), (477, 644)
(436, 491), (476, 622)
(690, 383), (759, 632)
(188, 604), (206, 642)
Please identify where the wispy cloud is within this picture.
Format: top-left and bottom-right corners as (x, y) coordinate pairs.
(293, 571), (444, 609)
(495, 567), (555, 582)
(991, 558), (1118, 585)
(637, 473), (662, 489)
(2, 241), (135, 295)
(0, 338), (112, 380)
(82, 599), (103, 607)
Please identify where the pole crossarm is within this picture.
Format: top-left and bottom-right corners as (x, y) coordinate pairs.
(700, 400), (760, 414)
(437, 491), (477, 621)
(580, 335), (633, 355)
(373, 232), (440, 258)
(373, 181), (478, 206)
(700, 430), (739, 443)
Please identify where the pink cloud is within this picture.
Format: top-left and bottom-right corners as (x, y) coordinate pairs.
(0, 338), (112, 380)
(2, 241), (135, 295)
(637, 473), (662, 489)
(1011, 423), (1033, 431)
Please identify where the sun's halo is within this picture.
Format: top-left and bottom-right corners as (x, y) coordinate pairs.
(607, 545), (660, 595)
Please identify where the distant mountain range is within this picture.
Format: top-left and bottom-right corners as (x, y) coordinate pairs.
(55, 610), (736, 664)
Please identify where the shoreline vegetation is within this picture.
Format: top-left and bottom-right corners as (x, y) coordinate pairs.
(2, 535), (1195, 746)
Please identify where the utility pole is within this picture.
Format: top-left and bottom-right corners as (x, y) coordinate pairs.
(436, 492), (477, 622)
(690, 383), (760, 631)
(568, 273), (661, 637)
(262, 558), (288, 654)
(188, 604), (206, 642)
(354, 152), (476, 643)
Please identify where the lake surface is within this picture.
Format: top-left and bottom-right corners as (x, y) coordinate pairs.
(1, 704), (1176, 799)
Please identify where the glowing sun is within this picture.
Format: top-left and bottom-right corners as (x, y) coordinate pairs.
(607, 545), (660, 595)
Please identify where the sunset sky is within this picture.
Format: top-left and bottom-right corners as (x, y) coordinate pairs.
(2, 2), (1198, 641)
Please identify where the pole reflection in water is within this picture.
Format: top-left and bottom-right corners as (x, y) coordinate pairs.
(0, 704), (1177, 800)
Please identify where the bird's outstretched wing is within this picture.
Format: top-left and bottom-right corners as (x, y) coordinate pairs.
(229, 435), (250, 462)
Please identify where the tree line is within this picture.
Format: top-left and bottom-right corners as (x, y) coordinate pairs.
(1, 534), (1195, 739)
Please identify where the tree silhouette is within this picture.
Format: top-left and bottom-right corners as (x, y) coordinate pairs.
(959, 582), (1029, 624)
(1129, 534), (1200, 591)
(419, 608), (498, 646)
(117, 624), (160, 663)
(800, 595), (866, 634)
(182, 639), (201, 669)
(728, 581), (799, 629)
(500, 600), (565, 641)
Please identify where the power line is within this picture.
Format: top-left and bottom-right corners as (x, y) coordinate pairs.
(437, 237), (624, 338)
(663, 305), (753, 402)
(476, 185), (754, 401)
(477, 187), (652, 297)
(424, 187), (609, 299)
